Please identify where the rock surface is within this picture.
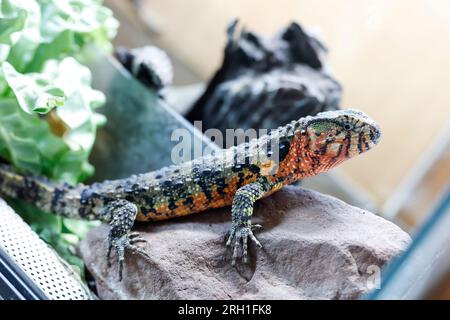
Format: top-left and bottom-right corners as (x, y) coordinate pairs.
(80, 187), (411, 300)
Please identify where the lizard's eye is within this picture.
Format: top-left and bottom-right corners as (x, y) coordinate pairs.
(344, 124), (353, 131)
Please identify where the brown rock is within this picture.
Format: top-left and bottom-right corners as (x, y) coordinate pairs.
(80, 186), (410, 299)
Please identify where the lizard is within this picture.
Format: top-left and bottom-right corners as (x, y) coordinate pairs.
(0, 109), (381, 280)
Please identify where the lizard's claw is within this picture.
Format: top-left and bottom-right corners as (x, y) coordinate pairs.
(226, 224), (262, 266)
(107, 232), (150, 281)
(129, 232), (147, 244)
(251, 224), (263, 231)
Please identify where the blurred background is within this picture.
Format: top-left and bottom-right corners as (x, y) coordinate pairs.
(104, 0), (449, 298)
(105, 0), (449, 225)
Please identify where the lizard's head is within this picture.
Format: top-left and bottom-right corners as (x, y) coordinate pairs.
(296, 108), (381, 173)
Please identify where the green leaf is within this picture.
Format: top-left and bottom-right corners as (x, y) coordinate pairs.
(25, 0), (118, 71)
(0, 98), (45, 174)
(2, 61), (66, 114)
(0, 0), (28, 62)
(4, 0), (41, 71)
(7, 198), (62, 235)
(60, 233), (80, 245)
(23, 28), (75, 73)
(63, 219), (100, 239)
(0, 58), (105, 183)
(0, 0), (118, 282)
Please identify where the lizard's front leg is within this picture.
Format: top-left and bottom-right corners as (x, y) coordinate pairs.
(226, 177), (276, 266)
(100, 200), (149, 281)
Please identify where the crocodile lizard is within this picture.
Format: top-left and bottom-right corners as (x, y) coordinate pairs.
(0, 109), (381, 280)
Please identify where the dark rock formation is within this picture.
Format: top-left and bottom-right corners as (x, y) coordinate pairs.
(80, 186), (410, 300)
(115, 46), (173, 91)
(186, 19), (342, 133)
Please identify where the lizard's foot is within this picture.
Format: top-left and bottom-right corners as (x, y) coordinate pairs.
(107, 232), (150, 281)
(102, 200), (149, 281)
(226, 224), (263, 266)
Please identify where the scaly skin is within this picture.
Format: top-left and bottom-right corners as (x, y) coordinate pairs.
(0, 109), (381, 280)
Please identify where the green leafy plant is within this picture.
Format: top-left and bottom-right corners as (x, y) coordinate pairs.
(0, 0), (118, 274)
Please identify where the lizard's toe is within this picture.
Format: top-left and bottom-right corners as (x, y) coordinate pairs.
(107, 242), (113, 267)
(251, 224), (263, 231)
(226, 229), (236, 247)
(129, 231), (141, 238)
(129, 234), (147, 245)
(126, 243), (151, 259)
(249, 230), (262, 248)
(228, 225), (262, 266)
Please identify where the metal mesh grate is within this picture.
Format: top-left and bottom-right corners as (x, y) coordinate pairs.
(0, 199), (93, 300)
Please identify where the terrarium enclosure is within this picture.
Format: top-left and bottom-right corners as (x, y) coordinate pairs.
(0, 0), (449, 302)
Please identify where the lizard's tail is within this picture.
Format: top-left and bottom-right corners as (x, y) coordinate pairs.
(0, 163), (68, 214)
